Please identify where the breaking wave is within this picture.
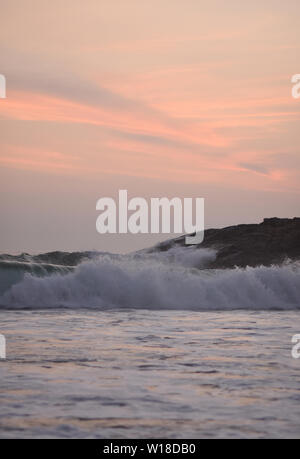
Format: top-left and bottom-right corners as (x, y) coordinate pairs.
(0, 247), (299, 311)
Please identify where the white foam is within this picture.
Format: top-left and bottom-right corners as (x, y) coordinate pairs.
(1, 249), (299, 311)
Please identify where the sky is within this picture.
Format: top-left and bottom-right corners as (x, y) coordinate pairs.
(0, 0), (299, 254)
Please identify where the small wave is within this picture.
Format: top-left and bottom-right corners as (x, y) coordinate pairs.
(0, 250), (110, 296)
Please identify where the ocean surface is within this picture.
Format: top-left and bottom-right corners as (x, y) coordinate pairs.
(0, 249), (299, 438)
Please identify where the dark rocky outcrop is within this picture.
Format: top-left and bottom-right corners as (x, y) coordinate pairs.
(2, 218), (300, 271)
(151, 218), (300, 269)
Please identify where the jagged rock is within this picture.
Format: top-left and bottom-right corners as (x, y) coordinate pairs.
(152, 218), (300, 269)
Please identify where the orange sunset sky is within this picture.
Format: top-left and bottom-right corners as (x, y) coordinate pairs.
(0, 0), (300, 253)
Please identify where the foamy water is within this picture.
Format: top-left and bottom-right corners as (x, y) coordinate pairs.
(0, 249), (300, 311)
(0, 310), (300, 439)
(0, 249), (299, 438)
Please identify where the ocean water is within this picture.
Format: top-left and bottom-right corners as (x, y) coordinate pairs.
(0, 249), (300, 438)
(1, 310), (300, 439)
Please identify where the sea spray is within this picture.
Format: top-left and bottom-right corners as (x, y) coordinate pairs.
(1, 248), (299, 311)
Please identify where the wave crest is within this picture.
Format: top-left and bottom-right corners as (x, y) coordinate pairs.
(0, 249), (299, 311)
